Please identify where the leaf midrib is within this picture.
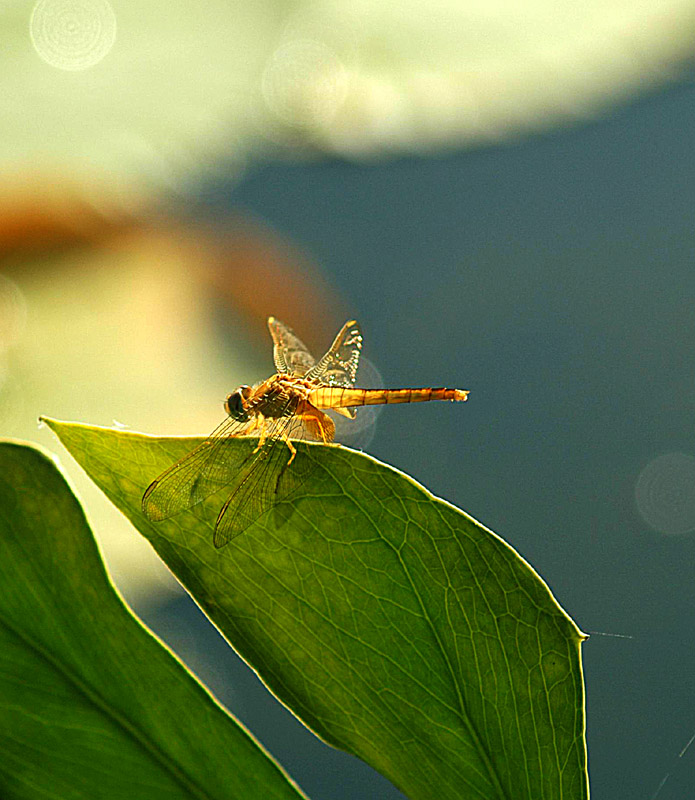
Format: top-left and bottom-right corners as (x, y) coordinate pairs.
(344, 464), (509, 800)
(207, 486), (503, 800)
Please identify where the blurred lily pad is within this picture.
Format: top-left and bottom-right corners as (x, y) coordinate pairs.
(2, 0), (695, 201)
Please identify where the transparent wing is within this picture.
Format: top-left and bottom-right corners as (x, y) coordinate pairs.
(305, 320), (363, 419)
(142, 397), (321, 548)
(305, 320), (362, 388)
(213, 415), (316, 548)
(267, 316), (315, 376)
(142, 416), (257, 522)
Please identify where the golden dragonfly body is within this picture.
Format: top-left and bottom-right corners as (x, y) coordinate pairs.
(142, 317), (468, 547)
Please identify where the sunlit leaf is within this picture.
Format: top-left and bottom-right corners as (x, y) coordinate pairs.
(0, 440), (307, 800)
(43, 418), (589, 800)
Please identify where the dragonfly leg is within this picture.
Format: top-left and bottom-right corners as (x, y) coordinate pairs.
(315, 416), (331, 443)
(252, 417), (268, 453)
(314, 411), (335, 443)
(279, 431), (297, 465)
(298, 402), (336, 443)
(244, 416), (261, 434)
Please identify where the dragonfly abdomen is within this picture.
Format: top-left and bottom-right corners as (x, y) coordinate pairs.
(310, 386), (469, 409)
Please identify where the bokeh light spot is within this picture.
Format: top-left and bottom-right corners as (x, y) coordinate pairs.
(635, 452), (695, 536)
(261, 39), (348, 129)
(30, 0), (117, 71)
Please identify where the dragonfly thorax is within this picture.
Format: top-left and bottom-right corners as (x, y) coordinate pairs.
(247, 374), (313, 419)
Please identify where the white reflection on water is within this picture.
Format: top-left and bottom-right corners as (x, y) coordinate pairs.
(635, 452), (695, 536)
(30, 0), (116, 71)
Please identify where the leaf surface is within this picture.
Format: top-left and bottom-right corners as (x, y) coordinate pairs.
(43, 418), (589, 800)
(0, 440), (307, 800)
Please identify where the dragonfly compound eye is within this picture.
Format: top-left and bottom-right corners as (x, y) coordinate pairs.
(225, 389), (250, 421)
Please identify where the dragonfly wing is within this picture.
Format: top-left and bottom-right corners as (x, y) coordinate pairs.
(142, 416), (255, 521)
(268, 316), (316, 376)
(213, 416), (317, 548)
(305, 320), (363, 418)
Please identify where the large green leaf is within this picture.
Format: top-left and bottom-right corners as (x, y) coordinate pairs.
(0, 440), (307, 800)
(43, 418), (589, 800)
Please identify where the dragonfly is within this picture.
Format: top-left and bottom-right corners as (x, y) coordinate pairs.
(142, 317), (469, 548)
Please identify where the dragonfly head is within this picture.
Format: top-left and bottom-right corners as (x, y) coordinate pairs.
(224, 385), (252, 421)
